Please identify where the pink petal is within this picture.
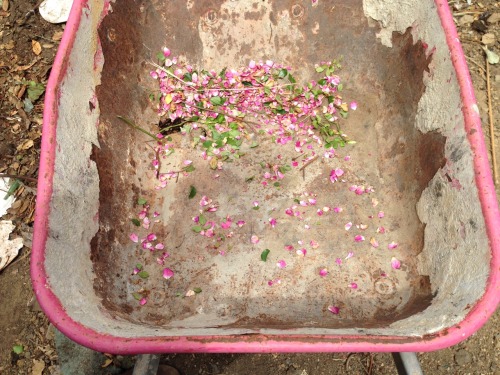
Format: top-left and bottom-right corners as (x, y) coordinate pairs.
(129, 233), (139, 243)
(310, 240), (319, 249)
(139, 297), (147, 306)
(348, 282), (358, 289)
(251, 235), (260, 244)
(335, 168), (344, 177)
(155, 243), (165, 250)
(350, 101), (358, 110)
(319, 268), (328, 277)
(162, 47), (171, 57)
(308, 198), (317, 205)
(163, 268), (174, 279)
(237, 220), (246, 227)
(183, 160), (193, 165)
(345, 222), (352, 231)
(335, 258), (342, 266)
(328, 305), (340, 314)
(296, 248), (307, 256)
(253, 201), (259, 207)
(378, 211), (385, 218)
(333, 207), (343, 213)
(344, 155), (351, 161)
(388, 241), (398, 250)
(269, 218), (277, 228)
(377, 226), (386, 234)
(221, 216), (232, 229)
(147, 233), (157, 242)
(354, 235), (365, 242)
(370, 237), (379, 248)
(317, 209), (324, 216)
(284, 245), (294, 251)
(277, 260), (287, 269)
(391, 257), (401, 270)
(345, 252), (354, 259)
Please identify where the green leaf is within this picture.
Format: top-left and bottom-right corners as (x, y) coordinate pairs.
(184, 72), (193, 82)
(278, 164), (291, 173)
(4, 179), (20, 200)
(156, 51), (166, 62)
(264, 86), (271, 96)
(261, 249), (270, 261)
(138, 271), (149, 279)
(137, 198), (147, 205)
(26, 81), (45, 102)
(12, 345), (23, 355)
(192, 225), (203, 233)
(183, 164), (196, 173)
(288, 74), (296, 84)
(198, 215), (207, 226)
(250, 142), (259, 148)
(252, 206), (260, 210)
(132, 292), (142, 301)
(273, 182), (281, 187)
(245, 176), (255, 182)
(131, 218), (141, 226)
(135, 263), (143, 270)
(278, 68), (288, 79)
(210, 96), (224, 105)
(315, 66), (325, 73)
(193, 287), (202, 293)
(188, 185), (197, 199)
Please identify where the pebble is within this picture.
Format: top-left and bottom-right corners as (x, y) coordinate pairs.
(487, 13), (500, 24)
(481, 33), (496, 46)
(459, 15), (475, 26)
(454, 349), (472, 366)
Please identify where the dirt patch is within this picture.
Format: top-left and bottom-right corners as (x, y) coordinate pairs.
(0, 0), (499, 375)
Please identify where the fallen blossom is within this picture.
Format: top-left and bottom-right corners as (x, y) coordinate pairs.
(129, 233), (139, 243)
(251, 235), (260, 244)
(147, 233), (157, 242)
(370, 237), (379, 248)
(350, 101), (358, 110)
(163, 268), (174, 279)
(185, 290), (196, 297)
(319, 268), (328, 277)
(310, 240), (319, 249)
(354, 235), (365, 242)
(335, 258), (342, 266)
(237, 220), (246, 227)
(333, 207), (343, 213)
(221, 216), (232, 229)
(345, 222), (352, 231)
(378, 211), (385, 218)
(268, 278), (282, 286)
(377, 226), (386, 234)
(388, 241), (398, 250)
(139, 297), (147, 306)
(345, 252), (354, 259)
(155, 243), (165, 250)
(328, 305), (340, 314)
(297, 248), (307, 256)
(348, 282), (358, 289)
(284, 245), (294, 251)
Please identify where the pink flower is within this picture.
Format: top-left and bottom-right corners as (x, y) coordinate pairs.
(319, 268), (328, 277)
(350, 101), (358, 110)
(277, 260), (287, 269)
(370, 237), (379, 248)
(163, 268), (174, 279)
(328, 305), (340, 314)
(129, 233), (139, 243)
(330, 168), (344, 183)
(348, 282), (358, 289)
(269, 218), (277, 228)
(388, 241), (398, 249)
(162, 47), (171, 57)
(354, 235), (365, 242)
(221, 216), (232, 229)
(251, 235), (259, 244)
(253, 201), (259, 207)
(391, 257), (401, 270)
(199, 195), (211, 206)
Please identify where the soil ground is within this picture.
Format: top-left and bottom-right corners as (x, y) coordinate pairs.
(0, 0), (499, 374)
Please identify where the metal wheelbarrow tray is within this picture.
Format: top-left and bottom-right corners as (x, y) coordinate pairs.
(32, 0), (500, 353)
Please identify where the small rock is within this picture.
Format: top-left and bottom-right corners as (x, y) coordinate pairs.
(454, 349), (472, 366)
(482, 33), (496, 46)
(459, 15), (475, 26)
(472, 20), (487, 32)
(487, 13), (500, 24)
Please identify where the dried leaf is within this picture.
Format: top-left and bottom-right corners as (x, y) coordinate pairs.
(32, 40), (42, 56)
(101, 358), (113, 368)
(52, 31), (64, 41)
(483, 46), (499, 65)
(17, 139), (34, 151)
(32, 359), (45, 375)
(2, 0), (9, 12)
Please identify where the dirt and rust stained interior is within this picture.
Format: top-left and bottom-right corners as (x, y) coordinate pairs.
(91, 0), (446, 330)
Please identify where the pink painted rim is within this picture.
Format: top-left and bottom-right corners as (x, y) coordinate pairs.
(32, 0), (500, 354)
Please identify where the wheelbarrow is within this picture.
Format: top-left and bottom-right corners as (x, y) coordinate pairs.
(32, 0), (500, 373)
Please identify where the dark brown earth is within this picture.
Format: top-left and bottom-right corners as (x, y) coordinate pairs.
(0, 0), (499, 374)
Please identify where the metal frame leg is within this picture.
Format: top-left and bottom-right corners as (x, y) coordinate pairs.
(392, 352), (424, 375)
(132, 354), (160, 375)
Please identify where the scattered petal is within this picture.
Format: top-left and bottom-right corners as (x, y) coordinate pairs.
(335, 258), (342, 266)
(251, 235), (260, 244)
(237, 220), (246, 227)
(277, 260), (287, 269)
(185, 290), (196, 297)
(350, 101), (358, 110)
(129, 233), (139, 243)
(388, 241), (398, 250)
(163, 268), (174, 279)
(296, 248), (307, 256)
(310, 240), (319, 249)
(328, 305), (340, 314)
(354, 235), (365, 242)
(377, 226), (386, 234)
(345, 252), (354, 259)
(333, 207), (343, 213)
(378, 211), (385, 218)
(370, 237), (379, 248)
(391, 257), (401, 270)
(345, 222), (352, 231)
(319, 268), (328, 277)
(348, 282), (358, 289)
(139, 297), (147, 306)
(269, 218), (277, 228)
